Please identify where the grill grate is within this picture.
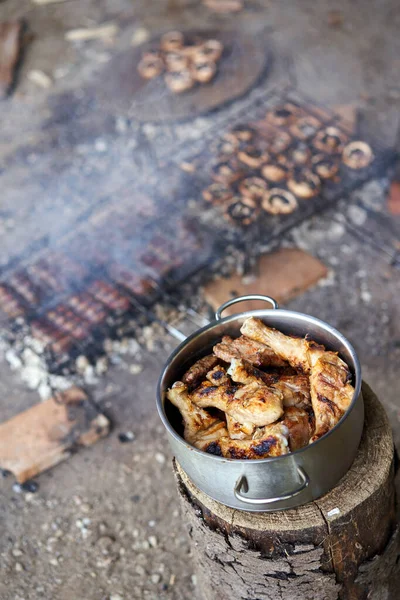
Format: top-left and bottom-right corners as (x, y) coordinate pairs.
(0, 84), (397, 375)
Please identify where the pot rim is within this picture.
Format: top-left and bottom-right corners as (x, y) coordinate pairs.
(156, 307), (362, 464)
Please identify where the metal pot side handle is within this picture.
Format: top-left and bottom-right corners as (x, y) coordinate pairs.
(215, 295), (279, 321)
(234, 467), (309, 505)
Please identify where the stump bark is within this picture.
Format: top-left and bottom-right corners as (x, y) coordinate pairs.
(174, 382), (400, 600)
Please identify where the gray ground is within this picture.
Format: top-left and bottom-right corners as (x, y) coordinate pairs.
(0, 1), (399, 599)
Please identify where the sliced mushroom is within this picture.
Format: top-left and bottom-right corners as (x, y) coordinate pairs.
(164, 69), (194, 93)
(287, 168), (321, 199)
(238, 176), (268, 199)
(202, 182), (233, 204)
(342, 141), (374, 169)
(160, 31), (184, 52)
(261, 188), (298, 215)
(261, 163), (289, 183)
(225, 196), (260, 226)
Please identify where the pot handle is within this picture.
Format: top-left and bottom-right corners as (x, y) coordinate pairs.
(234, 466), (309, 505)
(215, 294), (279, 321)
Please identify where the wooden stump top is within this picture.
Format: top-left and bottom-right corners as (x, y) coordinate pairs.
(175, 382), (399, 599)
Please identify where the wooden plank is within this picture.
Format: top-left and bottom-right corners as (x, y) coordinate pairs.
(204, 248), (328, 314)
(0, 21), (22, 98)
(0, 387), (110, 483)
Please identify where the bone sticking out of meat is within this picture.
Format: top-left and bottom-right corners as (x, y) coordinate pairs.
(213, 335), (287, 368)
(228, 358), (310, 408)
(216, 422), (289, 459)
(227, 358), (279, 387)
(181, 354), (219, 390)
(240, 317), (354, 442)
(206, 365), (230, 386)
(191, 380), (283, 427)
(241, 317), (310, 372)
(167, 382), (227, 447)
(282, 406), (315, 451)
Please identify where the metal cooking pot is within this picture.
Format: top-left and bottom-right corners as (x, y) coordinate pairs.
(157, 295), (363, 512)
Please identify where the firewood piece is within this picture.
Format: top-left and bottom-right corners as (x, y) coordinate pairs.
(0, 21), (22, 98)
(174, 383), (399, 600)
(0, 387), (110, 483)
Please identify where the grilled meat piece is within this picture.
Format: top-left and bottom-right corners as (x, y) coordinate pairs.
(213, 334), (286, 368)
(225, 414), (255, 440)
(282, 406), (315, 451)
(215, 422), (289, 459)
(191, 380), (283, 427)
(241, 317), (354, 442)
(182, 354), (219, 390)
(167, 381), (227, 449)
(228, 358), (310, 408)
(227, 358), (279, 387)
(206, 365), (230, 386)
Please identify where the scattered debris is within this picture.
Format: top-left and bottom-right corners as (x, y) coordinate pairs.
(327, 507), (341, 518)
(65, 23), (118, 42)
(327, 10), (344, 27)
(0, 387), (110, 483)
(129, 364), (143, 375)
(0, 21), (23, 98)
(118, 432), (135, 443)
(12, 480), (39, 494)
(131, 27), (150, 47)
(387, 181), (400, 215)
(204, 249), (328, 314)
(155, 452), (166, 465)
(148, 535), (158, 548)
(27, 69), (53, 89)
(202, 0), (244, 13)
(179, 161), (197, 174)
(32, 0), (73, 4)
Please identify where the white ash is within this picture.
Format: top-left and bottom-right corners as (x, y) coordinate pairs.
(317, 269), (336, 288)
(347, 204), (367, 226)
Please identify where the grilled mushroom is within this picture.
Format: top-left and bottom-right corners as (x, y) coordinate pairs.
(164, 51), (189, 71)
(160, 31), (184, 52)
(164, 69), (194, 93)
(202, 182), (233, 204)
(212, 134), (239, 158)
(290, 116), (321, 140)
(312, 154), (339, 179)
(313, 126), (347, 153)
(289, 143), (311, 165)
(138, 53), (164, 79)
(225, 196), (259, 226)
(287, 167), (321, 199)
(261, 188), (298, 215)
(342, 141), (374, 169)
(211, 160), (242, 184)
(238, 176), (268, 199)
(269, 131), (292, 154)
(261, 163), (289, 183)
(237, 146), (267, 168)
(191, 60), (217, 83)
(192, 39), (223, 63)
(229, 124), (256, 143)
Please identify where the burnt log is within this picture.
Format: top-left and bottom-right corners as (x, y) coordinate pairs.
(174, 382), (400, 600)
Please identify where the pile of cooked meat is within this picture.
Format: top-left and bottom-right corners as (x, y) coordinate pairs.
(201, 102), (374, 226)
(167, 317), (355, 459)
(137, 31), (223, 93)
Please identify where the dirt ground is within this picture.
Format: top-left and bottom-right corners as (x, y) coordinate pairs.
(0, 1), (399, 600)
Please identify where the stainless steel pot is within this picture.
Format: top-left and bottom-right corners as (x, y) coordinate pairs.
(157, 295), (364, 512)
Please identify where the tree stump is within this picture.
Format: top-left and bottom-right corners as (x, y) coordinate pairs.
(174, 382), (400, 600)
